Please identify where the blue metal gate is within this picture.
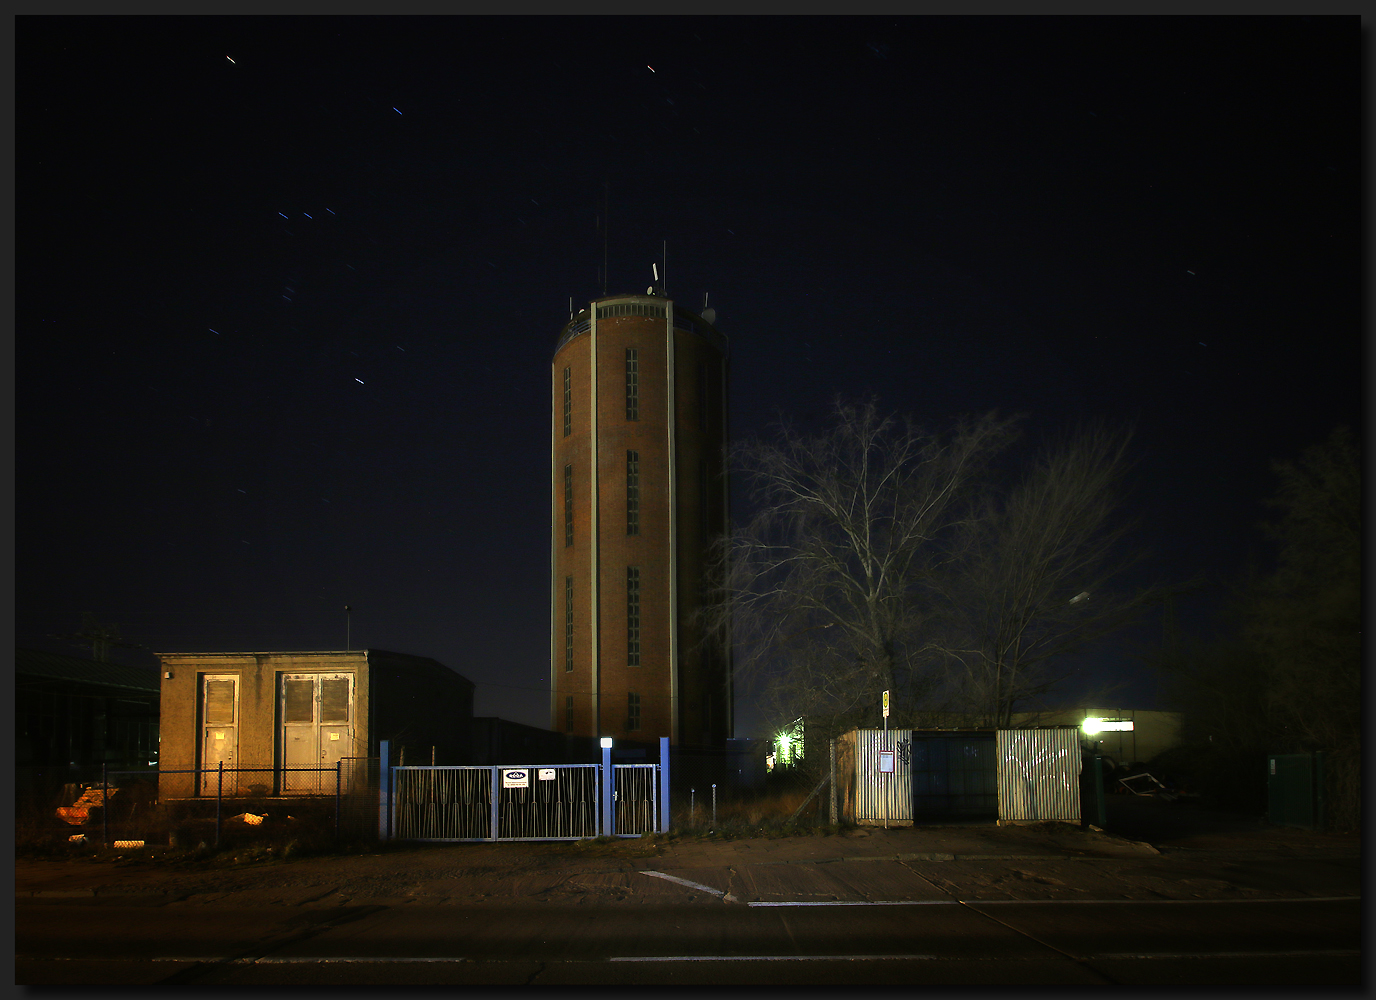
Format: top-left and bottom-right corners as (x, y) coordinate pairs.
(380, 739), (671, 842)
(613, 764), (657, 836)
(391, 764), (599, 842)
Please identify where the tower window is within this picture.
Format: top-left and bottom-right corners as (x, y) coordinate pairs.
(627, 692), (641, 732)
(564, 464), (573, 547)
(566, 695), (574, 734)
(697, 360), (708, 431)
(626, 450), (639, 536)
(625, 348), (639, 421)
(627, 566), (641, 666)
(562, 367), (571, 437)
(699, 456), (709, 541)
(564, 576), (574, 672)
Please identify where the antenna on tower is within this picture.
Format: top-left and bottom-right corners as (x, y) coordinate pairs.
(602, 179), (609, 297)
(568, 296), (573, 320)
(663, 240), (667, 297)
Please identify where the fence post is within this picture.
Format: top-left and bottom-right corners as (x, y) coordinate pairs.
(830, 739), (838, 825)
(102, 762), (108, 849)
(601, 744), (613, 837)
(216, 761), (223, 848)
(489, 766), (500, 841)
(335, 760), (342, 841)
(659, 737), (670, 834)
(378, 741), (390, 841)
(711, 783), (717, 829)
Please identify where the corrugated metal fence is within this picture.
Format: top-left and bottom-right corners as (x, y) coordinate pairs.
(848, 727), (1083, 825)
(996, 728), (1082, 824)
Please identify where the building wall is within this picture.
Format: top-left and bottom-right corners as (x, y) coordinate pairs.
(1008, 708), (1185, 766)
(157, 651), (372, 798)
(550, 296), (729, 747)
(156, 649), (477, 798)
(366, 649), (474, 765)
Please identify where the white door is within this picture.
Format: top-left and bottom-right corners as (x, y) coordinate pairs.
(200, 675), (238, 795)
(280, 673), (355, 794)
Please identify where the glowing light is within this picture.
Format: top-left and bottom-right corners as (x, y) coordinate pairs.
(355, 378), (365, 384)
(226, 56), (235, 64)
(1083, 717), (1133, 734)
(600, 737), (613, 749)
(773, 718), (805, 768)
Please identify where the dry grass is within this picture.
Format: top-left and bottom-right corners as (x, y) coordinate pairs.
(671, 780), (841, 838)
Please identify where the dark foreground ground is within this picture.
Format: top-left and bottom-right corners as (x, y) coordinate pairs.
(15, 795), (1361, 988)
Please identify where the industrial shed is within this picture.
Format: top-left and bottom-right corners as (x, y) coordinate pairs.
(156, 649), (474, 799)
(839, 727), (1084, 827)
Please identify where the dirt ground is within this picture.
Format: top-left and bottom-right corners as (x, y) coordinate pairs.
(15, 791), (1358, 907)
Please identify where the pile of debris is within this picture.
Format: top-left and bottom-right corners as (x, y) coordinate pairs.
(55, 784), (118, 826)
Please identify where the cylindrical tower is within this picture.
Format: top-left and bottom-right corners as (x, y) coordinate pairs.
(551, 293), (730, 748)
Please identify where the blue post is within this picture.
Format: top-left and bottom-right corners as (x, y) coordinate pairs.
(335, 760), (342, 841)
(378, 741), (390, 841)
(489, 766), (501, 841)
(601, 743), (613, 837)
(659, 737), (670, 833)
(216, 761), (223, 848)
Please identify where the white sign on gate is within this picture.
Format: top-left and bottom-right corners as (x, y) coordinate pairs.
(538, 769), (556, 781)
(503, 769), (530, 788)
(878, 751), (895, 773)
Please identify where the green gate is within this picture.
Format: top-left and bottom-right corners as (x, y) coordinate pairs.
(1267, 752), (1325, 830)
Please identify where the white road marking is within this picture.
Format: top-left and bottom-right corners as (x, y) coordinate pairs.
(749, 900), (946, 907)
(640, 870), (736, 901)
(748, 896), (1359, 907)
(609, 955), (939, 962)
(969, 896), (1360, 905)
(1093, 950), (1361, 960)
(27, 949), (1359, 966)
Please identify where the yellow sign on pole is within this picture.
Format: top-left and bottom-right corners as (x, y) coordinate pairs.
(882, 690), (889, 718)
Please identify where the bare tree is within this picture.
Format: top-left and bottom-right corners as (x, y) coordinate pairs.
(928, 425), (1157, 727)
(700, 399), (1018, 740)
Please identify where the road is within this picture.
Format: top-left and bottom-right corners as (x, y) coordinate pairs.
(16, 859), (1360, 986)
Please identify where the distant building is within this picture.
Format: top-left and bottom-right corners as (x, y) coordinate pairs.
(156, 649), (474, 798)
(551, 293), (731, 747)
(1009, 708), (1184, 766)
(16, 647), (160, 799)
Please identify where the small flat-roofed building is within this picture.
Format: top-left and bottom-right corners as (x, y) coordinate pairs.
(156, 649), (473, 798)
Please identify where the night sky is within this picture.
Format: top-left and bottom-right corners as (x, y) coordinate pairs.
(18, 17), (1359, 736)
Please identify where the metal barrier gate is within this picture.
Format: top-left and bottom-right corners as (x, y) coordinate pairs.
(381, 739), (670, 842)
(392, 764), (598, 842)
(613, 763), (657, 836)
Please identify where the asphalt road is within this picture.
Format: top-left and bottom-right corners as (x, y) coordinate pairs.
(17, 802), (1361, 986)
(17, 890), (1360, 985)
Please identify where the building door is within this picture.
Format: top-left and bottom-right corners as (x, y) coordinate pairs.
(200, 675), (238, 795)
(280, 673), (354, 794)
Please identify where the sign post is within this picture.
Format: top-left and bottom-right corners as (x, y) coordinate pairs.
(882, 690), (890, 829)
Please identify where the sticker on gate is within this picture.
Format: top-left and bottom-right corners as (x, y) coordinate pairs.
(503, 769), (530, 788)
(538, 769), (555, 781)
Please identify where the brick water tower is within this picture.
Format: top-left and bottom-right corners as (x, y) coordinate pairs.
(551, 291), (730, 748)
